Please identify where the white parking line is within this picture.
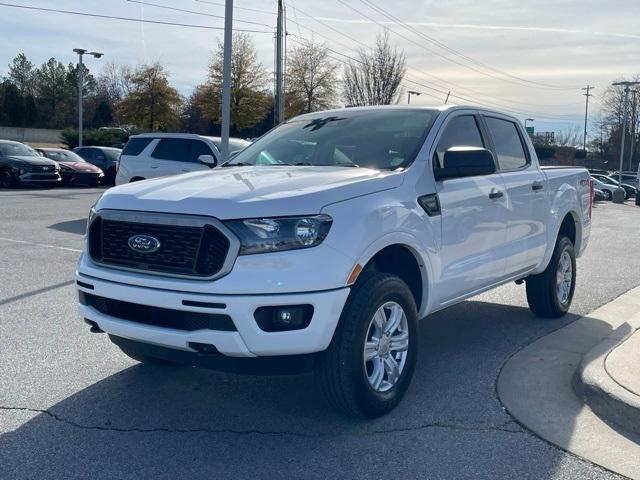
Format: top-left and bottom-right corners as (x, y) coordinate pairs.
(0, 237), (82, 253)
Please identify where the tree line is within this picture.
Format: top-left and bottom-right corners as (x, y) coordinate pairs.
(0, 32), (405, 139)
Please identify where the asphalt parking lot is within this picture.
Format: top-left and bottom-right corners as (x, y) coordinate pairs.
(1, 186), (639, 479)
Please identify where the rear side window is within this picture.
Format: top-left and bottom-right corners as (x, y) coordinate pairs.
(151, 139), (192, 162)
(122, 138), (153, 156)
(189, 141), (215, 164)
(435, 115), (484, 167)
(484, 117), (528, 170)
(74, 148), (93, 161)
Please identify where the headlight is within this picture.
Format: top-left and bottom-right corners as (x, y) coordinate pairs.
(86, 207), (98, 236)
(225, 214), (332, 255)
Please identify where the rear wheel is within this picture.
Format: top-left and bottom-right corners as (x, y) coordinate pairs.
(526, 235), (576, 318)
(603, 189), (612, 201)
(0, 168), (16, 188)
(315, 272), (418, 417)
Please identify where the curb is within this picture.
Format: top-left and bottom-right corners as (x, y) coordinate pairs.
(574, 316), (640, 436)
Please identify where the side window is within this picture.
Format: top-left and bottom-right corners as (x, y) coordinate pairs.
(122, 138), (153, 156)
(189, 141), (215, 164)
(435, 115), (484, 167)
(75, 148), (93, 161)
(484, 117), (528, 170)
(151, 139), (192, 162)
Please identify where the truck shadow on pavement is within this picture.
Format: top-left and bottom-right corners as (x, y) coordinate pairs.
(0, 300), (617, 479)
(48, 218), (87, 235)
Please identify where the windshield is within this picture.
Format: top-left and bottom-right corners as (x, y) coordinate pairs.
(0, 142), (39, 157)
(44, 150), (85, 163)
(225, 109), (439, 170)
(102, 149), (121, 161)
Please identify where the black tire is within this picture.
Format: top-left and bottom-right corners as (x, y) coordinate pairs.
(603, 189), (612, 201)
(526, 236), (576, 318)
(116, 343), (178, 366)
(636, 191), (640, 206)
(0, 168), (17, 188)
(315, 272), (418, 418)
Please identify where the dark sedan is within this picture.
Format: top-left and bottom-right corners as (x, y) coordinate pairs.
(0, 140), (61, 188)
(37, 148), (104, 187)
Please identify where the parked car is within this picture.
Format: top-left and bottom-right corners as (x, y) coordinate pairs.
(593, 188), (606, 202)
(0, 140), (60, 188)
(115, 133), (251, 185)
(587, 168), (612, 176)
(73, 146), (121, 186)
(36, 148), (104, 187)
(590, 176), (623, 201)
(637, 163), (640, 206)
(77, 106), (592, 417)
(590, 174), (636, 200)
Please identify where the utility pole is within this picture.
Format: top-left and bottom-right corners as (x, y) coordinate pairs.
(581, 85), (594, 152)
(220, 0), (233, 163)
(445, 91), (451, 104)
(612, 81), (640, 184)
(275, 0), (284, 124)
(629, 89), (638, 171)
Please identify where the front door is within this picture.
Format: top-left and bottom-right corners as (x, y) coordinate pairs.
(434, 113), (509, 303)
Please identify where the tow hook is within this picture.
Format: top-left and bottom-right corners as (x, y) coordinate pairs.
(84, 318), (104, 333)
(515, 279), (525, 285)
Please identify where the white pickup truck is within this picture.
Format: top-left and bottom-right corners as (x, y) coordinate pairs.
(77, 106), (592, 417)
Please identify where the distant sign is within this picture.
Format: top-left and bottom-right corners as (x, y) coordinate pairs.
(526, 126), (535, 135)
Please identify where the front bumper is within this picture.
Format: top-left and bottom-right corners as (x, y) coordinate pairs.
(18, 172), (61, 183)
(76, 273), (350, 358)
(61, 171), (103, 184)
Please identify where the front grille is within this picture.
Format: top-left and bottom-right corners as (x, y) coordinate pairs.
(79, 291), (236, 332)
(88, 212), (233, 279)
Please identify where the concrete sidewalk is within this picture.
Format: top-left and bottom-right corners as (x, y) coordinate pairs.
(575, 314), (640, 436)
(498, 286), (640, 479)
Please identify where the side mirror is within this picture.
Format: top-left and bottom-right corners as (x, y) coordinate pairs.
(198, 154), (216, 166)
(434, 147), (496, 181)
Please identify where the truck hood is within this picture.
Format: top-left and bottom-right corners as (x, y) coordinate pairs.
(97, 165), (404, 219)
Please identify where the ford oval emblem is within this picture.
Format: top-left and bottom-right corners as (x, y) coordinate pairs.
(128, 234), (161, 254)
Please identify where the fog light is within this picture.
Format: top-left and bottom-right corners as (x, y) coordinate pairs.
(254, 305), (314, 332)
(189, 342), (220, 355)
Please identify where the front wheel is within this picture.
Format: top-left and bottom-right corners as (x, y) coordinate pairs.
(603, 189), (612, 201)
(526, 235), (576, 318)
(0, 169), (17, 188)
(315, 272), (418, 417)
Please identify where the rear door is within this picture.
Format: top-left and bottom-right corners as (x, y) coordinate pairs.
(150, 139), (215, 178)
(434, 112), (509, 303)
(482, 115), (547, 276)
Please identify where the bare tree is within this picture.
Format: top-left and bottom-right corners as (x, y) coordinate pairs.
(96, 61), (133, 107)
(286, 39), (339, 117)
(343, 31), (406, 106)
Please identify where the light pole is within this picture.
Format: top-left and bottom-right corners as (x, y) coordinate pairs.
(581, 85), (594, 152)
(407, 90), (421, 104)
(612, 81), (640, 184)
(73, 49), (103, 148)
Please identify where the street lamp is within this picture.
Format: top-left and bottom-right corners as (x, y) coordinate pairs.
(407, 90), (421, 104)
(73, 48), (103, 148)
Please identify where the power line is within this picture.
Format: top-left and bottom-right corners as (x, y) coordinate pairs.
(127, 0), (272, 28)
(0, 2), (272, 33)
(286, 12), (580, 120)
(334, 0), (582, 108)
(358, 0), (581, 91)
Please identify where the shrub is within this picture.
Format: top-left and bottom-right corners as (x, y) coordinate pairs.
(60, 128), (131, 149)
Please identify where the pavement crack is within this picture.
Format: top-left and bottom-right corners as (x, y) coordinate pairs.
(1, 405), (524, 437)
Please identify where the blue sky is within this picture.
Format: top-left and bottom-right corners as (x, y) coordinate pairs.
(1, 0), (639, 134)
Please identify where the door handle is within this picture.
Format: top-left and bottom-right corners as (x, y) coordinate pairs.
(532, 181), (544, 191)
(150, 166), (158, 169)
(489, 189), (504, 200)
